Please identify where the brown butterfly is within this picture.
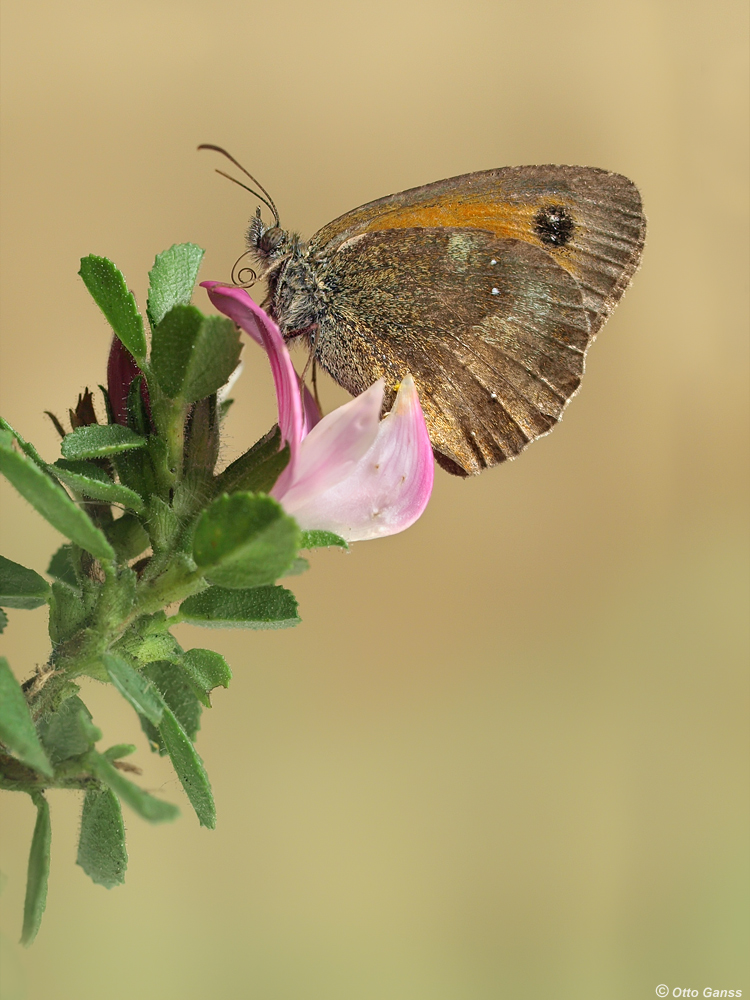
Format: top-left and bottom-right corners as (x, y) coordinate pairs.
(201, 147), (646, 476)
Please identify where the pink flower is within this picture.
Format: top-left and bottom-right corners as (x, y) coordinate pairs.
(201, 282), (434, 542)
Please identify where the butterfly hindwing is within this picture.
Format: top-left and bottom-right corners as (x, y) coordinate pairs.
(312, 227), (590, 474)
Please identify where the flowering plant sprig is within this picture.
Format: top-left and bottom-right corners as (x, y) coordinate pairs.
(0, 244), (433, 945)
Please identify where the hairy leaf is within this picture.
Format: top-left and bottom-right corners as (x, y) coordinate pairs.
(21, 793), (51, 946)
(147, 243), (205, 328)
(0, 658), (52, 776)
(179, 585), (300, 629)
(61, 425), (147, 460)
(103, 654), (164, 726)
(158, 707), (215, 829)
(0, 555), (51, 609)
(79, 255), (147, 361)
(51, 460), (145, 512)
(88, 752), (178, 823)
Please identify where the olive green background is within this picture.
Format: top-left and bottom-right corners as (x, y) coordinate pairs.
(0, 1), (747, 998)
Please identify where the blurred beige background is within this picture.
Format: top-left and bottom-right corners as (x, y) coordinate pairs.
(0, 1), (747, 997)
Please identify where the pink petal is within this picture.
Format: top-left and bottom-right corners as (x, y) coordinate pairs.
(283, 376), (434, 541)
(201, 281), (302, 446)
(300, 380), (321, 436)
(202, 282), (303, 493)
(275, 380), (384, 512)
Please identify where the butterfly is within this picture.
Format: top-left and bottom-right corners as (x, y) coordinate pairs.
(201, 147), (646, 476)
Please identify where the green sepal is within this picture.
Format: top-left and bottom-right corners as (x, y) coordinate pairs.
(103, 654), (164, 726)
(299, 530), (349, 550)
(0, 555), (51, 609)
(193, 492), (299, 589)
(0, 658), (53, 776)
(78, 255), (147, 361)
(0, 430), (114, 561)
(184, 395), (219, 479)
(115, 613), (181, 665)
(21, 792), (51, 946)
(214, 426), (290, 496)
(38, 696), (95, 765)
(77, 788), (127, 889)
(151, 306), (241, 404)
(178, 585), (300, 629)
(105, 514), (150, 561)
(51, 459), (145, 512)
(147, 243), (205, 328)
(139, 661), (201, 754)
(180, 648), (231, 707)
(126, 376), (151, 437)
(46, 545), (79, 588)
(158, 707), (215, 829)
(87, 751), (178, 823)
(61, 425), (147, 461)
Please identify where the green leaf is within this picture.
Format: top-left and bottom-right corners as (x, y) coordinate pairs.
(158, 707), (215, 828)
(47, 545), (79, 588)
(139, 661), (201, 753)
(0, 659), (52, 776)
(299, 530), (349, 550)
(193, 493), (299, 589)
(151, 306), (241, 403)
(116, 613), (181, 665)
(88, 752), (178, 823)
(0, 555), (51, 609)
(77, 788), (127, 889)
(21, 793), (51, 946)
(183, 394), (219, 478)
(179, 585), (300, 629)
(180, 648), (231, 707)
(147, 243), (205, 328)
(38, 696), (94, 765)
(214, 426), (290, 495)
(0, 431), (114, 561)
(102, 743), (136, 761)
(103, 654), (164, 726)
(48, 581), (90, 645)
(51, 460), (145, 512)
(284, 557), (309, 577)
(104, 514), (150, 561)
(0, 608), (7, 633)
(0, 416), (47, 469)
(78, 255), (146, 361)
(61, 425), (147, 460)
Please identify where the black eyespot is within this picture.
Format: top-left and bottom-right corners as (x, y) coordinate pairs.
(534, 204), (575, 247)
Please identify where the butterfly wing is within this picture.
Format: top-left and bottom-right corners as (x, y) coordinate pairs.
(311, 227), (591, 475)
(309, 165), (645, 337)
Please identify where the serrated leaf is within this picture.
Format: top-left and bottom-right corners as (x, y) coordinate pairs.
(139, 661), (201, 753)
(193, 493), (299, 589)
(180, 648), (231, 707)
(0, 555), (51, 609)
(61, 425), (147, 460)
(77, 788), (127, 889)
(88, 752), (178, 823)
(79, 255), (147, 361)
(0, 658), (52, 776)
(38, 696), (94, 765)
(21, 793), (51, 946)
(0, 432), (114, 561)
(299, 530), (348, 550)
(147, 243), (205, 328)
(51, 460), (145, 512)
(179, 585), (300, 629)
(46, 545), (79, 588)
(214, 425), (290, 495)
(158, 707), (215, 828)
(103, 654), (164, 726)
(151, 306), (241, 403)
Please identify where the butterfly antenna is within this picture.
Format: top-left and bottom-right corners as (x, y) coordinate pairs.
(198, 144), (280, 226)
(311, 359), (322, 414)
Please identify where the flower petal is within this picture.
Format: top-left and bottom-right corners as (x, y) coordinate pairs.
(276, 380), (384, 512)
(201, 282), (303, 450)
(284, 375), (434, 541)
